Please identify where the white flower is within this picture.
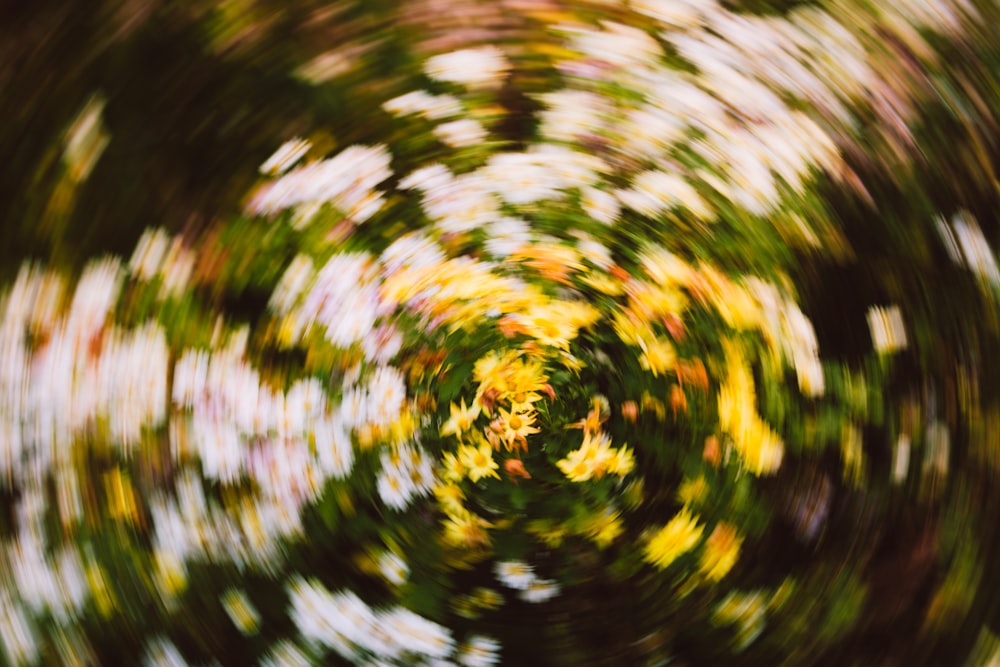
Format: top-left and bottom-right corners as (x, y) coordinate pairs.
(377, 467), (417, 511)
(361, 325), (404, 364)
(380, 232), (446, 277)
(383, 90), (464, 120)
(581, 186), (620, 225)
(425, 47), (510, 89)
(288, 579), (377, 660)
(143, 637), (189, 667)
(398, 164), (453, 192)
(486, 217), (532, 257)
(193, 415), (244, 482)
(867, 305), (908, 354)
(482, 152), (564, 206)
(631, 0), (718, 29)
(305, 253), (380, 348)
(129, 227), (171, 281)
(67, 257), (123, 336)
(537, 90), (610, 142)
(457, 635), (502, 667)
(365, 365), (407, 428)
(379, 607), (455, 659)
(519, 578), (560, 603)
(940, 210), (1000, 287)
(377, 551), (409, 586)
(269, 254), (315, 315)
(313, 415), (354, 479)
(248, 144), (391, 220)
(261, 640), (312, 667)
(339, 386), (370, 429)
(566, 21), (661, 68)
(617, 170), (708, 219)
(494, 560), (536, 590)
(530, 144), (604, 187)
(259, 138), (311, 175)
(618, 105), (686, 161)
(284, 378), (326, 432)
(0, 593), (38, 666)
(420, 172), (499, 235)
(434, 119), (488, 148)
(572, 233), (614, 269)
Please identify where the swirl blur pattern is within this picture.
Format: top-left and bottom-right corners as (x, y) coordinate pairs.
(1, 0), (1000, 665)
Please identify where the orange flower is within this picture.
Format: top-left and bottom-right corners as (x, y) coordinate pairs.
(497, 316), (529, 338)
(703, 435), (721, 467)
(677, 358), (709, 392)
(663, 313), (686, 342)
(511, 243), (582, 284)
(567, 398), (609, 435)
(504, 458), (532, 483)
(670, 385), (688, 415)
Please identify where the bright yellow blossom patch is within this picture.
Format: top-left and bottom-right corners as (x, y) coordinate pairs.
(440, 398), (482, 439)
(717, 339), (784, 475)
(645, 507), (704, 570)
(582, 510), (625, 549)
(458, 439), (501, 482)
(497, 406), (541, 451)
(639, 337), (677, 377)
(699, 522), (743, 582)
(557, 430), (632, 482)
(433, 482), (466, 515)
(443, 509), (492, 549)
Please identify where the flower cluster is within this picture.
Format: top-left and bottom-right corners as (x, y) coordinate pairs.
(0, 0), (995, 663)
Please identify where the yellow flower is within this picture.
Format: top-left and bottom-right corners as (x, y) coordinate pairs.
(556, 447), (594, 482)
(582, 510), (625, 549)
(221, 589), (260, 636)
(699, 522), (743, 582)
(716, 282), (760, 330)
(388, 408), (419, 445)
(644, 507), (704, 570)
(567, 397), (609, 436)
(519, 303), (581, 351)
(512, 242), (583, 284)
(507, 390), (543, 413)
(641, 391), (666, 420)
(470, 587), (504, 610)
(612, 310), (651, 347)
(629, 281), (688, 322)
(442, 451), (468, 482)
(579, 271), (624, 295)
(607, 445), (635, 477)
(677, 475), (709, 505)
(504, 356), (548, 396)
(528, 519), (568, 548)
(639, 247), (695, 288)
(443, 508), (492, 548)
(640, 337), (677, 377)
(497, 406), (541, 451)
(440, 398), (482, 439)
(557, 431), (614, 482)
(88, 559), (118, 617)
(457, 439), (500, 482)
(716, 339), (784, 475)
(103, 468), (139, 524)
(433, 482), (466, 515)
